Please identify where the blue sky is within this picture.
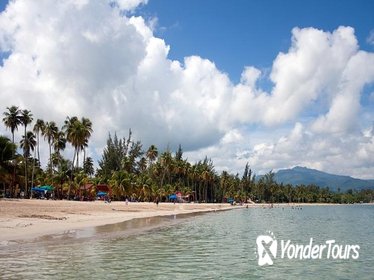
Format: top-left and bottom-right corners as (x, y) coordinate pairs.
(0, 0), (373, 178)
(139, 0), (374, 82)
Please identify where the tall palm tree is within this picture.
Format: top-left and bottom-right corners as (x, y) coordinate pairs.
(81, 117), (93, 164)
(31, 119), (44, 197)
(2, 106), (21, 143)
(20, 110), (33, 141)
(64, 117), (92, 199)
(64, 116), (92, 169)
(33, 119), (45, 163)
(146, 145), (158, 165)
(64, 116), (81, 169)
(20, 132), (36, 162)
(43, 121), (58, 173)
(20, 110), (33, 195)
(3, 106), (22, 197)
(20, 131), (36, 196)
(53, 130), (66, 156)
(53, 129), (66, 172)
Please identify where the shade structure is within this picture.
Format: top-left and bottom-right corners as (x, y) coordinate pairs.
(169, 194), (177, 200)
(39, 185), (54, 191)
(97, 191), (107, 197)
(31, 187), (45, 193)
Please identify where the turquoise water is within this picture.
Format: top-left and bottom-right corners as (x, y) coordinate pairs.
(1, 205), (373, 279)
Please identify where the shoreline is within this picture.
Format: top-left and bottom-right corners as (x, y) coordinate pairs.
(0, 199), (241, 243)
(1, 199), (372, 243)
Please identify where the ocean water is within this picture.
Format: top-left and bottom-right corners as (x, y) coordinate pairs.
(1, 205), (373, 279)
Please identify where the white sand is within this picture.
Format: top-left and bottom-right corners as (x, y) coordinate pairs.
(0, 199), (240, 242)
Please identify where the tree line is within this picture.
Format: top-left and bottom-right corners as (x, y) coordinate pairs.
(1, 105), (373, 203)
(1, 105), (93, 198)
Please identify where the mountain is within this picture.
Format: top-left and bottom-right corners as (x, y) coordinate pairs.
(271, 166), (374, 192)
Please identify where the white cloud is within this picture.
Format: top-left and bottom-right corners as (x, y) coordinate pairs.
(114, 0), (148, 11)
(1, 1), (374, 178)
(367, 29), (374, 46)
(229, 26), (361, 127)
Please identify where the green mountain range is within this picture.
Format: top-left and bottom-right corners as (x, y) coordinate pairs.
(272, 166), (374, 192)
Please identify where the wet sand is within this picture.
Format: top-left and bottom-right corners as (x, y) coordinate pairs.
(0, 199), (240, 242)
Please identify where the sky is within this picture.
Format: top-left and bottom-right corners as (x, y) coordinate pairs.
(0, 0), (374, 178)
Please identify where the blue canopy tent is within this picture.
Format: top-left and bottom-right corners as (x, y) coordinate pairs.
(31, 187), (45, 193)
(32, 186), (54, 192)
(169, 194), (177, 200)
(31, 186), (53, 199)
(97, 191), (107, 197)
(39, 185), (54, 191)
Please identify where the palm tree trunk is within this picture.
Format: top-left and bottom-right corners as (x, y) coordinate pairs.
(37, 132), (40, 163)
(30, 160), (35, 199)
(24, 157), (27, 198)
(49, 142), (52, 174)
(76, 147), (79, 169)
(30, 148), (36, 199)
(205, 182), (208, 202)
(68, 147), (79, 200)
(24, 126), (27, 197)
(83, 148), (86, 167)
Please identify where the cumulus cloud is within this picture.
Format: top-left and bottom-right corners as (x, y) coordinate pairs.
(229, 26), (363, 127)
(0, 0), (231, 156)
(0, 1), (374, 178)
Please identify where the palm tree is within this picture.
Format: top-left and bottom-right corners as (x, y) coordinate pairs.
(33, 119), (45, 163)
(64, 116), (92, 199)
(3, 106), (21, 143)
(146, 145), (158, 166)
(81, 117), (93, 164)
(53, 130), (66, 156)
(0, 136), (16, 166)
(83, 157), (95, 176)
(20, 131), (36, 196)
(110, 170), (130, 199)
(64, 116), (88, 169)
(20, 110), (33, 140)
(20, 132), (36, 161)
(0, 136), (17, 196)
(52, 129), (66, 172)
(31, 119), (45, 197)
(20, 110), (33, 195)
(43, 121), (58, 173)
(159, 150), (172, 188)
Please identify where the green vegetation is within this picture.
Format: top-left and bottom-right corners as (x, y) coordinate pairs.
(1, 105), (373, 203)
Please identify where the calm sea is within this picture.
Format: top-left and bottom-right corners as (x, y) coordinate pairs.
(1, 205), (373, 279)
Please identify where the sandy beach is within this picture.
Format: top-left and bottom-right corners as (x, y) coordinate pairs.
(1, 200), (370, 243)
(0, 199), (240, 242)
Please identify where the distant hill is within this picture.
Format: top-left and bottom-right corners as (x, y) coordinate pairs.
(268, 166), (374, 192)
